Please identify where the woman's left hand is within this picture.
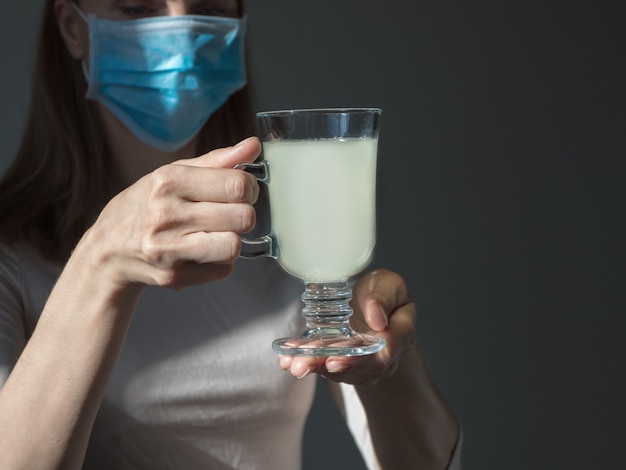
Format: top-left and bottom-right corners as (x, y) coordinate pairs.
(279, 269), (417, 385)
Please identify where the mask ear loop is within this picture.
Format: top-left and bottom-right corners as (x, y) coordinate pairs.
(70, 1), (89, 22)
(68, 2), (93, 92)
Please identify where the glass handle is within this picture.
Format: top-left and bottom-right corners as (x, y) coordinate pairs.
(235, 160), (275, 259)
(234, 161), (269, 183)
(240, 235), (275, 259)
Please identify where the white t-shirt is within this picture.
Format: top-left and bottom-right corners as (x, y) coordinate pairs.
(0, 243), (462, 469)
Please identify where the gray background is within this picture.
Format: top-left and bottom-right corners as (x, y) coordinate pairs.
(2, 1), (625, 469)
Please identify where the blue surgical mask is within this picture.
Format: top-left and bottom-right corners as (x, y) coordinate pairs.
(74, 7), (247, 151)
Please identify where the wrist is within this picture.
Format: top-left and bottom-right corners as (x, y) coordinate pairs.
(354, 344), (459, 469)
(65, 224), (146, 310)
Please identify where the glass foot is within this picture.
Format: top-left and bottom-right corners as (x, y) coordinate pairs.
(273, 282), (386, 357)
(272, 329), (386, 356)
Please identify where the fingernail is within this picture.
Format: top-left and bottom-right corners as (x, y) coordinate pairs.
(235, 136), (254, 148)
(378, 304), (389, 328)
(326, 362), (348, 374)
(297, 367), (314, 379)
(280, 359), (292, 371)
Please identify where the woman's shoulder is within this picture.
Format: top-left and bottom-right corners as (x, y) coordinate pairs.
(0, 242), (61, 338)
(0, 241), (59, 275)
(0, 241), (61, 303)
(0, 242), (24, 286)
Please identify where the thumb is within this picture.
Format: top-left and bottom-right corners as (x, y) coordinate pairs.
(178, 136), (262, 169)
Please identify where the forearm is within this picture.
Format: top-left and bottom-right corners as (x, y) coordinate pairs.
(0, 236), (143, 469)
(356, 344), (459, 469)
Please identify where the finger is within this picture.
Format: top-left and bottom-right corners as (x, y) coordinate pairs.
(321, 353), (390, 386)
(380, 300), (417, 361)
(175, 201), (257, 234)
(346, 301), (416, 375)
(353, 269), (414, 332)
(282, 350), (388, 383)
(322, 302), (416, 384)
(155, 261), (236, 289)
(131, 231), (242, 287)
(181, 231), (244, 264)
(177, 136), (262, 169)
(279, 355), (293, 370)
(282, 356), (328, 379)
(146, 164), (259, 207)
(166, 137), (262, 203)
(139, 231), (242, 269)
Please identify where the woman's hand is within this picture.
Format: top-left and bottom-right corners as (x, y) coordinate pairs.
(279, 269), (417, 385)
(279, 271), (459, 468)
(0, 137), (263, 470)
(78, 137), (262, 290)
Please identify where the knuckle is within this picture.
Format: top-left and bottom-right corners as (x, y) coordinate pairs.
(153, 269), (180, 288)
(144, 205), (174, 232)
(140, 236), (168, 266)
(381, 349), (398, 378)
(235, 205), (256, 233)
(141, 245), (181, 288)
(219, 232), (241, 262)
(149, 165), (180, 197)
(226, 172), (256, 202)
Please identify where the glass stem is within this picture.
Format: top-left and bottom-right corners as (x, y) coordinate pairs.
(301, 282), (353, 333)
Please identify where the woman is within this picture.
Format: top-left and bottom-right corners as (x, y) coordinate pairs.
(0, 0), (460, 468)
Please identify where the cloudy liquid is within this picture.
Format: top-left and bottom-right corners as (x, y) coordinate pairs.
(262, 138), (377, 282)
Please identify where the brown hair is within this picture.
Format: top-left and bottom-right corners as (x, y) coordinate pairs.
(0, 0), (256, 262)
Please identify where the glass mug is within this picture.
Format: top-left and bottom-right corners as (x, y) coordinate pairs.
(237, 108), (385, 357)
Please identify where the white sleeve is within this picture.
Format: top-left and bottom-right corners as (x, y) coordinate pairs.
(339, 382), (381, 469)
(447, 426), (463, 470)
(339, 383), (463, 470)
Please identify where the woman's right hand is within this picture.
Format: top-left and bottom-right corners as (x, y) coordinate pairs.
(0, 138), (262, 470)
(78, 136), (262, 290)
